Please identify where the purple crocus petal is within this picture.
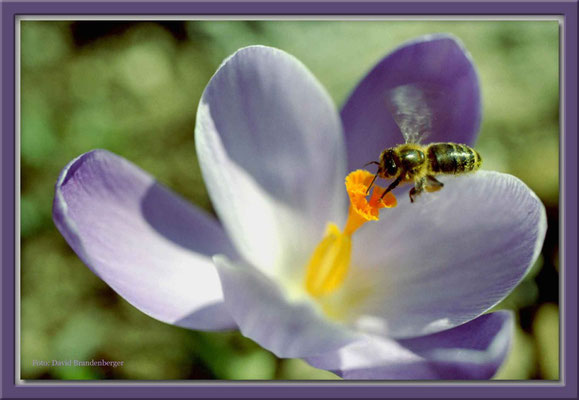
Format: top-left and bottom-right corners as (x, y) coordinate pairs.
(196, 45), (347, 279)
(213, 255), (358, 358)
(53, 149), (238, 331)
(349, 171), (546, 338)
(307, 311), (513, 380)
(342, 34), (481, 171)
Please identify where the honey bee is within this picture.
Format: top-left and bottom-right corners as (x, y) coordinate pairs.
(366, 84), (482, 203)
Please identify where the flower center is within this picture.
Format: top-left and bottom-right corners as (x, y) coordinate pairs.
(304, 170), (396, 298)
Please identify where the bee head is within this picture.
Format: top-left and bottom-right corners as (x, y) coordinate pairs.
(378, 149), (399, 178)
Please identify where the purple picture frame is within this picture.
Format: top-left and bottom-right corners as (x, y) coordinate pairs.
(2, 1), (577, 398)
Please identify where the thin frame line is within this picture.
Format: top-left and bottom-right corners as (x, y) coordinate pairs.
(13, 14), (565, 390)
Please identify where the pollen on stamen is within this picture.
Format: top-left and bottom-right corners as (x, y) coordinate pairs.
(344, 169), (396, 235)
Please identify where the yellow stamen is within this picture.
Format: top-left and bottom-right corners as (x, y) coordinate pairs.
(304, 170), (397, 298)
(304, 223), (352, 297)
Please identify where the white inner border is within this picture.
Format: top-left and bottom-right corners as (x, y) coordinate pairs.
(15, 15), (564, 387)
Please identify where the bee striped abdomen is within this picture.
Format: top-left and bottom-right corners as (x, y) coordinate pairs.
(426, 143), (482, 175)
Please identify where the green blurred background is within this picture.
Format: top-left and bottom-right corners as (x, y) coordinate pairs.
(20, 20), (559, 380)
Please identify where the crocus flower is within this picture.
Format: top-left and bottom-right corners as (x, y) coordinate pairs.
(53, 34), (547, 380)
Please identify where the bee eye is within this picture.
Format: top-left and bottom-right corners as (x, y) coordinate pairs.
(386, 160), (398, 175)
(380, 150), (399, 177)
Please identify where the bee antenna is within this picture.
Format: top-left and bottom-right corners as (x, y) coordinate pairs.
(363, 161), (380, 168)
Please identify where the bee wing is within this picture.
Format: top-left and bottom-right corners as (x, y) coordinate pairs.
(385, 84), (433, 144)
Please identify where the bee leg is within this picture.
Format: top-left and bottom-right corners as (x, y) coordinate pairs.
(380, 175), (403, 200)
(425, 175), (444, 193)
(409, 177), (426, 203)
(366, 172), (379, 195)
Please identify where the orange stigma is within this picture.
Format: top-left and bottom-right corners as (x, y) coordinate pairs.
(343, 169), (397, 235)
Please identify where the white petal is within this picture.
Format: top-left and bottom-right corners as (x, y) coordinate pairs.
(347, 171), (546, 338)
(53, 150), (237, 330)
(195, 46), (347, 280)
(307, 311), (513, 379)
(214, 255), (358, 358)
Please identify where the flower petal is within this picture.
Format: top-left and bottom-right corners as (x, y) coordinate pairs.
(341, 34), (481, 171)
(307, 311), (513, 380)
(53, 149), (238, 331)
(213, 255), (358, 358)
(196, 46), (347, 280)
(348, 171), (546, 338)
